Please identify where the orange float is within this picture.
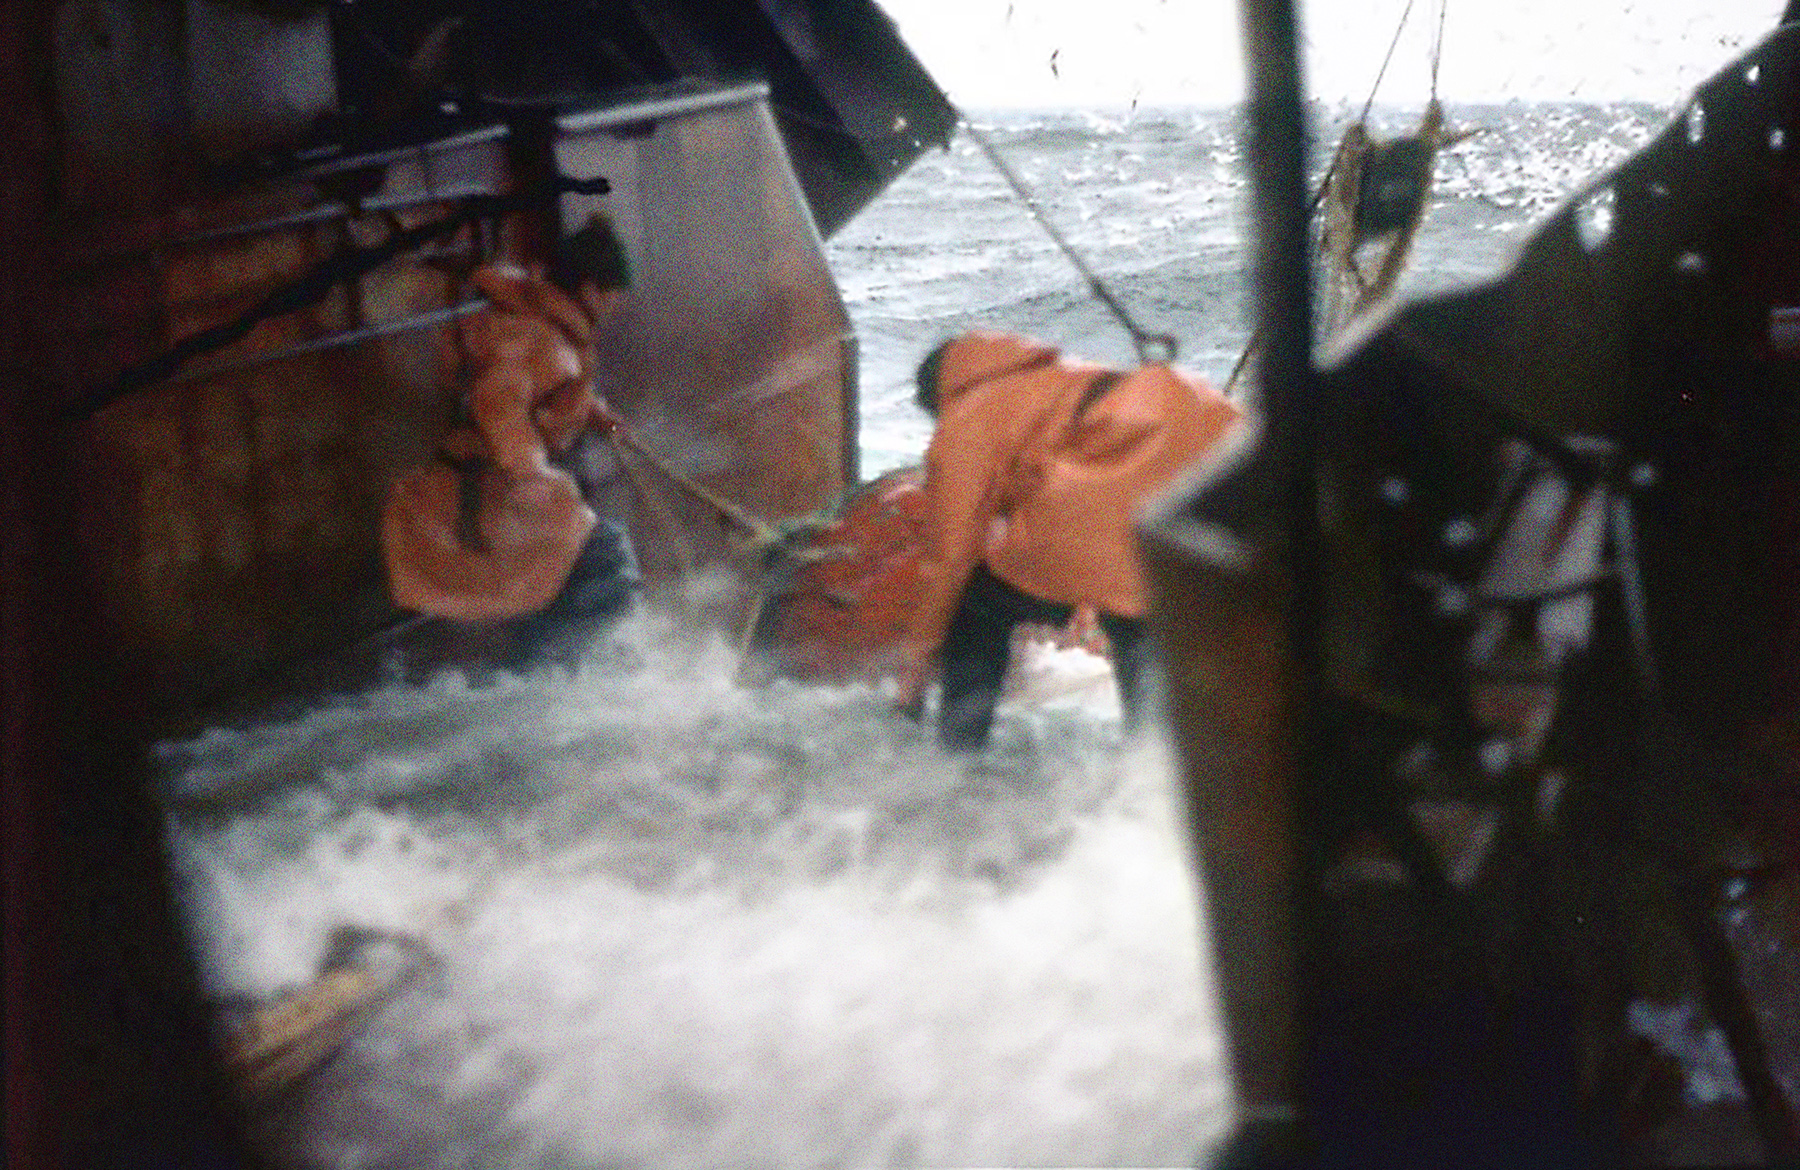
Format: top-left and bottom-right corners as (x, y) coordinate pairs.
(752, 466), (1110, 686)
(753, 467), (931, 685)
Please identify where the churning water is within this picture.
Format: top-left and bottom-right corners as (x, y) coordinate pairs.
(162, 620), (1225, 1167)
(159, 101), (1682, 1167)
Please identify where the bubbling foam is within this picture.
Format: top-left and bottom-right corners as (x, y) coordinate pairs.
(160, 615), (1230, 1167)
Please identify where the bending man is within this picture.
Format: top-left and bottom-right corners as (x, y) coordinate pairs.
(896, 330), (1241, 750)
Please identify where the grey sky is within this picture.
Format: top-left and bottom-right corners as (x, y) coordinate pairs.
(881, 0), (1787, 108)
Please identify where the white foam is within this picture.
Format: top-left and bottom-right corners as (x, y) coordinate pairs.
(161, 621), (1231, 1165)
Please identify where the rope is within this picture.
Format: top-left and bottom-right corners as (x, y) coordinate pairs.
(1227, 0), (1426, 395)
(1222, 150), (1353, 396)
(601, 421), (844, 673)
(1430, 0), (1448, 99)
(606, 424), (780, 546)
(1359, 0), (1418, 125)
(606, 431), (700, 621)
(1228, 0), (1460, 391)
(963, 119), (1178, 365)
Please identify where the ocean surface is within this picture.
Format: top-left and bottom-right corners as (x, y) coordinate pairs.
(159, 102), (1692, 1168)
(838, 100), (1676, 477)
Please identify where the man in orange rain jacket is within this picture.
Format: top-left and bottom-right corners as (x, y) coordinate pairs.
(383, 215), (640, 670)
(895, 330), (1242, 750)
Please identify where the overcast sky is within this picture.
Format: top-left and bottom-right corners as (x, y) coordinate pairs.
(880, 0), (1788, 108)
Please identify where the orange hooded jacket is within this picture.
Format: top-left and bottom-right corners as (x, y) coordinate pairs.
(382, 264), (616, 621)
(456, 264), (611, 472)
(899, 330), (1241, 685)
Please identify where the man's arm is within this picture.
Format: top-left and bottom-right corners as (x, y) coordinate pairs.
(471, 365), (554, 478)
(894, 402), (1007, 707)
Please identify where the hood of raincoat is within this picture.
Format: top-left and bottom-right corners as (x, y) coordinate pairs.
(934, 330), (1059, 411)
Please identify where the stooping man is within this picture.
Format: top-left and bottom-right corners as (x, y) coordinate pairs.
(383, 214), (641, 672)
(895, 330), (1242, 750)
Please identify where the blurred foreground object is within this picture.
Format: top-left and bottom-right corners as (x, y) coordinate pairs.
(1145, 12), (1800, 1167)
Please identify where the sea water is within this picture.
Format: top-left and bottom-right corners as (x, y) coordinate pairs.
(159, 103), (1681, 1168)
(842, 101), (1674, 475)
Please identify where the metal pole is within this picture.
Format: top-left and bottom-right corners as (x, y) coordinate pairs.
(1217, 0), (1325, 1164)
(1241, 0), (1323, 807)
(1241, 0), (1317, 493)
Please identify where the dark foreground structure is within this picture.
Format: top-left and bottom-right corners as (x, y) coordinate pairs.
(1145, 2), (1800, 1164)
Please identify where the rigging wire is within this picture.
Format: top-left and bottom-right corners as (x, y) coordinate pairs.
(1360, 0), (1418, 124)
(1223, 0), (1447, 397)
(962, 118), (1179, 365)
(1430, 0), (1448, 99)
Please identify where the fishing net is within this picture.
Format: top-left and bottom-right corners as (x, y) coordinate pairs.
(1319, 99), (1447, 336)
